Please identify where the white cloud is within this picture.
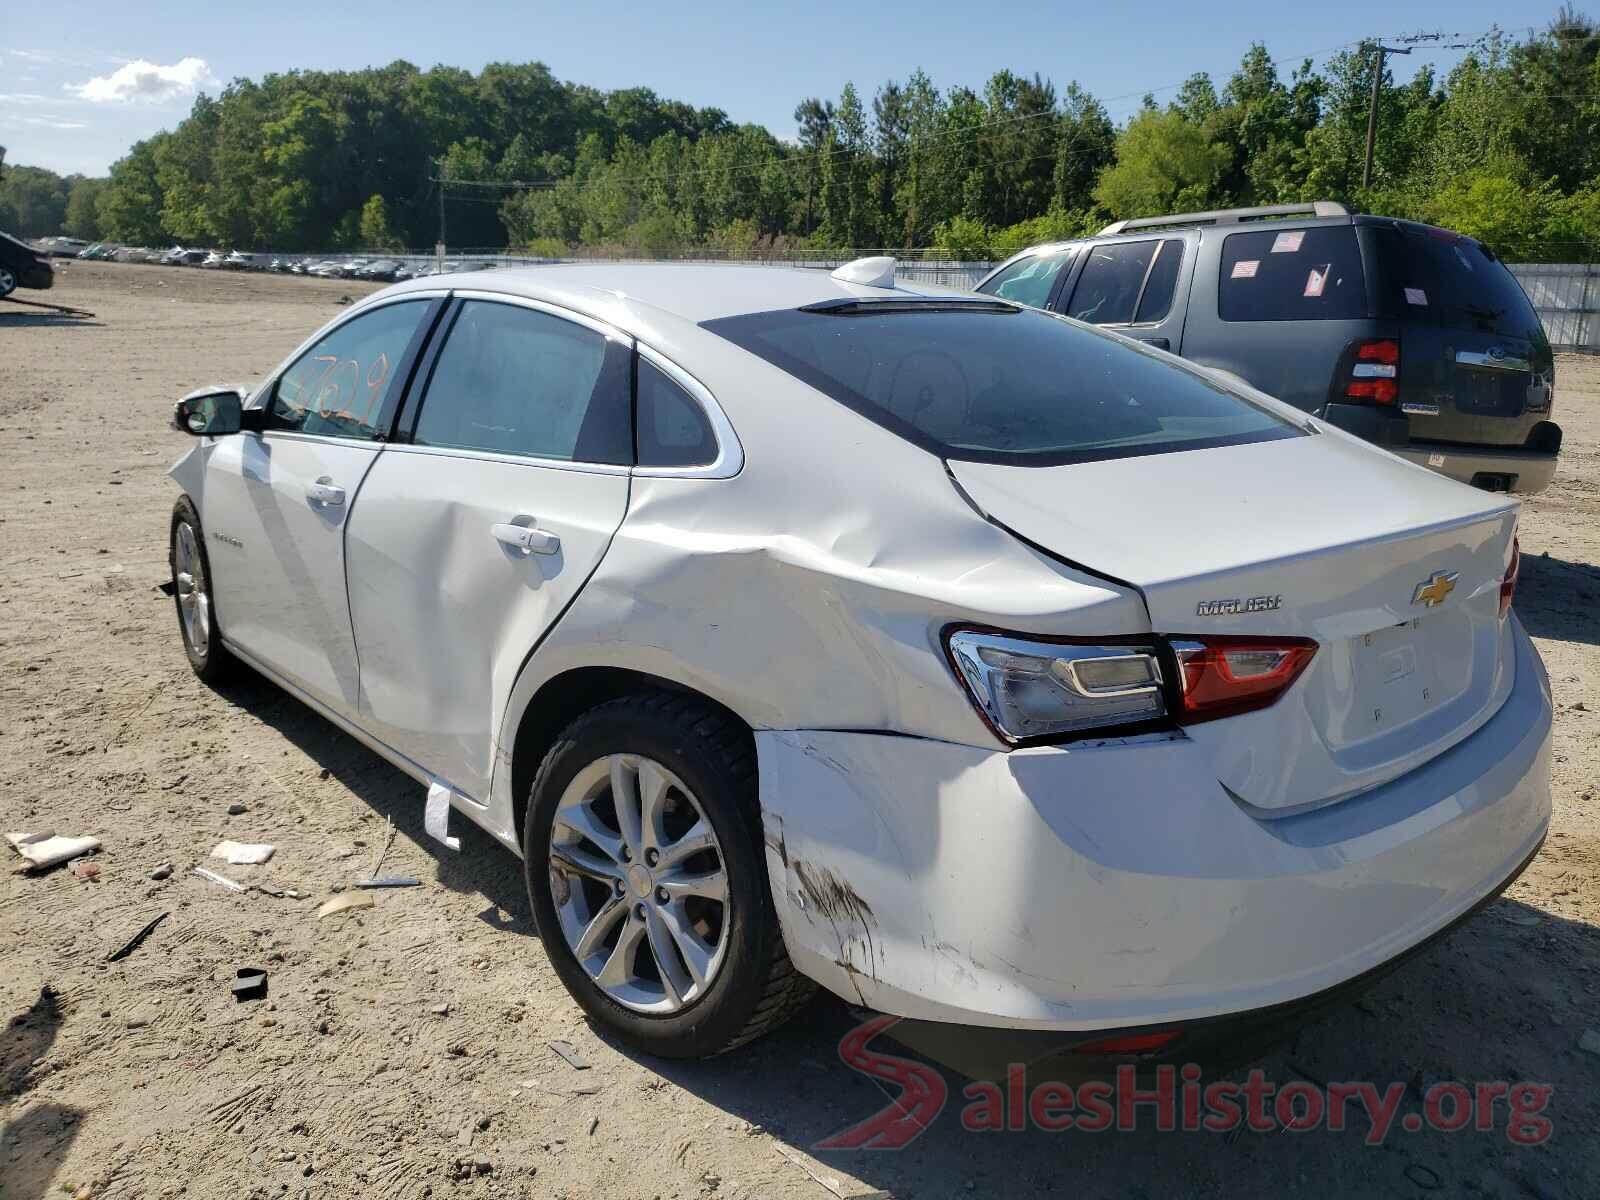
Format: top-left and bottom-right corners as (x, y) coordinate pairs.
(12, 115), (89, 130)
(69, 57), (215, 104)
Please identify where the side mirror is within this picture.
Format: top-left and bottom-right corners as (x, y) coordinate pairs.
(173, 387), (255, 436)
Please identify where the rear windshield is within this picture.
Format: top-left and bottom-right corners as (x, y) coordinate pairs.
(1370, 227), (1546, 342)
(1218, 225), (1366, 322)
(702, 304), (1302, 466)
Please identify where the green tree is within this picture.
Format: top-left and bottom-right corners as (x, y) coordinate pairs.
(1094, 108), (1229, 217)
(64, 177), (106, 240)
(359, 194), (402, 249)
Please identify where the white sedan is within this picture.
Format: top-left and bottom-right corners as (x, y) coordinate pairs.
(167, 259), (1551, 1063)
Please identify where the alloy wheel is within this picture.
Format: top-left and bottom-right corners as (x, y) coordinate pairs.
(173, 522), (211, 655)
(548, 753), (730, 1014)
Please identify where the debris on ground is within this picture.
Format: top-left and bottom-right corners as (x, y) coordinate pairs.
(149, 861), (173, 880)
(549, 1040), (590, 1070)
(211, 840), (275, 865)
(192, 866), (247, 893)
(1580, 1028), (1600, 1057)
(316, 891), (374, 919)
(226, 802), (248, 816)
(232, 968), (268, 1002)
(354, 875), (419, 888)
(69, 858), (102, 881)
(105, 912), (169, 962)
(773, 1142), (892, 1199)
(7, 831), (102, 873)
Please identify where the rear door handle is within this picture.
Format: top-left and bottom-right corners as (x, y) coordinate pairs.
(1137, 336), (1170, 351)
(491, 522), (560, 556)
(307, 478), (346, 507)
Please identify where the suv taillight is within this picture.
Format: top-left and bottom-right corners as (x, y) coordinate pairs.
(1345, 339), (1400, 405)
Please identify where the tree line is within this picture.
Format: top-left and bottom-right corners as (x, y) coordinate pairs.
(4, 10), (1599, 261)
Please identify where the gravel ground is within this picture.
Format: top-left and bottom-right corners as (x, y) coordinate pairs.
(2, 261), (1597, 1200)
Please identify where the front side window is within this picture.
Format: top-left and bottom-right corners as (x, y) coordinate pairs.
(271, 300), (430, 439)
(977, 252), (1072, 309)
(704, 304), (1301, 467)
(1065, 240), (1160, 325)
(413, 300), (631, 464)
(1218, 226), (1366, 322)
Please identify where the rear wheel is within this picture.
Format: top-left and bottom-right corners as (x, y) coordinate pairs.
(169, 497), (236, 684)
(524, 693), (813, 1057)
(0, 267), (16, 298)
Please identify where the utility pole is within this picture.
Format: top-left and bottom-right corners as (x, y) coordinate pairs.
(434, 159), (447, 265)
(1362, 44), (1412, 189)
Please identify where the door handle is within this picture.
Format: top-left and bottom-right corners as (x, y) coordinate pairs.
(307, 478), (346, 507)
(491, 522), (560, 556)
(1137, 336), (1170, 351)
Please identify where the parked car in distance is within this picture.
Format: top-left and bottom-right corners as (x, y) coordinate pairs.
(44, 237), (89, 258)
(977, 202), (1561, 494)
(0, 230), (56, 296)
(165, 259), (1549, 1068)
(223, 251), (262, 270)
(358, 259), (401, 281)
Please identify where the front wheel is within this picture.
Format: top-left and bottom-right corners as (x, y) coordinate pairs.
(169, 497), (236, 684)
(0, 267), (16, 299)
(524, 693), (814, 1058)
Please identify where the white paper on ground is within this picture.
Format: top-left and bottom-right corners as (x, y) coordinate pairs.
(211, 840), (275, 865)
(425, 782), (461, 852)
(8, 832), (102, 872)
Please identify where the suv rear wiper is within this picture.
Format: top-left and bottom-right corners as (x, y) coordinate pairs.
(800, 297), (1022, 315)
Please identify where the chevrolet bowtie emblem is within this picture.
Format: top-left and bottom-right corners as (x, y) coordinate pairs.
(1412, 571), (1459, 608)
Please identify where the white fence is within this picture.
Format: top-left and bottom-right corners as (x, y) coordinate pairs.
(1506, 264), (1600, 353)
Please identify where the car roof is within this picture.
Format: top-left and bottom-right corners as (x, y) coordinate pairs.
(378, 262), (966, 324)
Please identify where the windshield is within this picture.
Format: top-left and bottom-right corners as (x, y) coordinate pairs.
(1371, 227), (1547, 342)
(703, 303), (1301, 466)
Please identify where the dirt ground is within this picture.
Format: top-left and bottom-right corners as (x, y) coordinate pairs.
(1, 261), (1597, 1200)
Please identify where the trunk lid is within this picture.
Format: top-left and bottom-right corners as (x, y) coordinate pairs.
(948, 430), (1519, 812)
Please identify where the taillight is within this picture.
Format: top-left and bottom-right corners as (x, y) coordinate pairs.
(1500, 535), (1520, 619)
(1345, 339), (1400, 405)
(1072, 1029), (1181, 1057)
(1167, 636), (1318, 724)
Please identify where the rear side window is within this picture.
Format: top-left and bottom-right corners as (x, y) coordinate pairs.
(414, 300), (631, 464)
(1134, 240), (1184, 324)
(1065, 240), (1159, 325)
(978, 252), (1072, 309)
(636, 358), (717, 467)
(1218, 226), (1366, 322)
(703, 304), (1300, 467)
(1370, 228), (1546, 341)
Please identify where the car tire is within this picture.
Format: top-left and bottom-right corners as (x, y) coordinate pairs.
(524, 692), (814, 1058)
(0, 267), (16, 298)
(169, 496), (237, 685)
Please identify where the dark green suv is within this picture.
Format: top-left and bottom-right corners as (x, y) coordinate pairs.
(976, 202), (1560, 494)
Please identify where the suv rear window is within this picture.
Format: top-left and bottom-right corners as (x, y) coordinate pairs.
(1370, 227), (1546, 341)
(1218, 226), (1366, 322)
(703, 303), (1301, 466)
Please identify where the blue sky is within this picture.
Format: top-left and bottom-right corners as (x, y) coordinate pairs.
(1, 0), (1557, 177)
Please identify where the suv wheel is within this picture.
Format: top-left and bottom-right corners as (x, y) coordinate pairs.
(524, 693), (814, 1058)
(169, 497), (236, 684)
(0, 267), (16, 298)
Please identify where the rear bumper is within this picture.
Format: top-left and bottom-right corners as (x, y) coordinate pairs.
(757, 618), (1552, 1033)
(1396, 443), (1559, 495)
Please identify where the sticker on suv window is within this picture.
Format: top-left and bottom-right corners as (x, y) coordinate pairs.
(1270, 231), (1305, 254)
(1230, 259), (1260, 279)
(1303, 265), (1330, 297)
(1405, 287), (1429, 306)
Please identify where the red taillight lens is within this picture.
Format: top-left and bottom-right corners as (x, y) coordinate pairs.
(1500, 535), (1520, 619)
(1345, 378), (1399, 404)
(1072, 1029), (1182, 1057)
(1169, 636), (1318, 724)
(1356, 339), (1400, 365)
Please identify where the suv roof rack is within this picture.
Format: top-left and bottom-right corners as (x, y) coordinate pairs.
(1095, 201), (1350, 237)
